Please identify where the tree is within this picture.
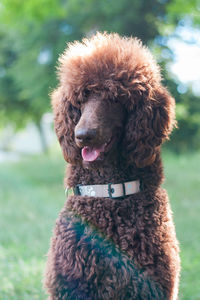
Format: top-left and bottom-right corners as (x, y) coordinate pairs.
(0, 0), (199, 151)
(0, 0), (170, 123)
(167, 0), (200, 26)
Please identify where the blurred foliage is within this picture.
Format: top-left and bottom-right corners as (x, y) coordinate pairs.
(167, 0), (200, 25)
(0, 0), (200, 151)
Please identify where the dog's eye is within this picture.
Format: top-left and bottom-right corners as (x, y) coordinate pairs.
(83, 89), (90, 98)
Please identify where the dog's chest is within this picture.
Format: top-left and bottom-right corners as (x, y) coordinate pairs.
(66, 192), (160, 265)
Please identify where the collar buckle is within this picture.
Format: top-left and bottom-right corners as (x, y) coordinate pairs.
(108, 182), (126, 199)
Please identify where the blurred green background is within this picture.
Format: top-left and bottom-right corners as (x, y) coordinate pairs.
(0, 0), (200, 299)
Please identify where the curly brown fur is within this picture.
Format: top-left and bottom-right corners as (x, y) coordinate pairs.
(44, 32), (180, 300)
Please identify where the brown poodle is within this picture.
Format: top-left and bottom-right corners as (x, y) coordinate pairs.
(44, 32), (180, 299)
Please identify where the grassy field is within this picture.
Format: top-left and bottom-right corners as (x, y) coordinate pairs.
(0, 151), (200, 299)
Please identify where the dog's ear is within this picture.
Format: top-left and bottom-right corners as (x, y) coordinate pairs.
(123, 87), (176, 168)
(51, 88), (81, 163)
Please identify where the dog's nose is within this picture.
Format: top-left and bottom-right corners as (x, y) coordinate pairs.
(75, 128), (97, 143)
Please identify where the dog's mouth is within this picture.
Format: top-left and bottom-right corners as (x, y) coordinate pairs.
(81, 136), (115, 162)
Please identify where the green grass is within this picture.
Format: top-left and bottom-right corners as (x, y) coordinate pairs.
(0, 154), (66, 299)
(163, 151), (200, 300)
(0, 151), (200, 299)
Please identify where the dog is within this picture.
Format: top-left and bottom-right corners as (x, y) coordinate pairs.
(44, 32), (180, 299)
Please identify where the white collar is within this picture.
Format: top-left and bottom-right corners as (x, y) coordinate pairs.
(65, 180), (140, 199)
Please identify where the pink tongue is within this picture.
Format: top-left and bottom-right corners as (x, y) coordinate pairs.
(82, 146), (101, 162)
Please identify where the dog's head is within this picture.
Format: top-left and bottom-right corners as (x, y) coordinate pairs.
(52, 32), (176, 168)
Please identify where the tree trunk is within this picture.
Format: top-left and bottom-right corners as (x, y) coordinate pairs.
(36, 120), (48, 154)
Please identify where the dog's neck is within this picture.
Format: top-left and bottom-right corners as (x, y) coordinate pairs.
(65, 152), (164, 190)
